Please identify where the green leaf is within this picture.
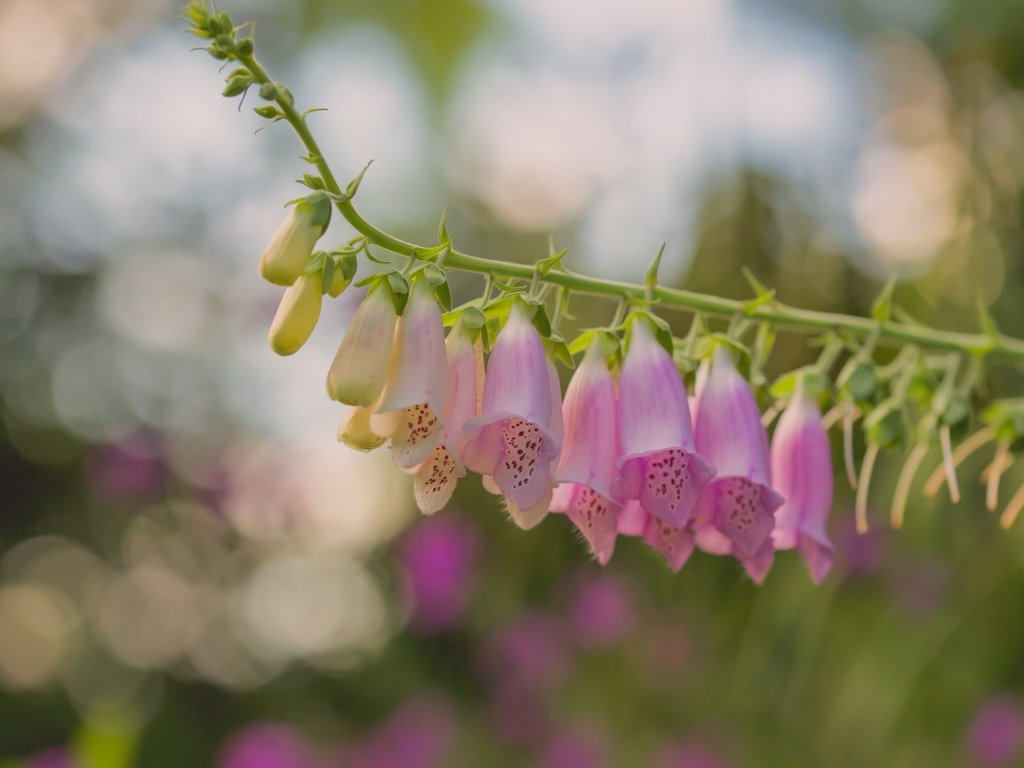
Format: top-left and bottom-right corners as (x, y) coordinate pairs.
(977, 292), (1000, 339)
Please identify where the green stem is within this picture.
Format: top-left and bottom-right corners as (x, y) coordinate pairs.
(235, 52), (1024, 361)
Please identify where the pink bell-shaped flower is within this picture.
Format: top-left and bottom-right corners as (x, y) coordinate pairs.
(463, 300), (562, 529)
(371, 278), (450, 470)
(770, 385), (835, 584)
(549, 338), (621, 565)
(612, 316), (714, 527)
(414, 317), (485, 514)
(692, 347), (783, 584)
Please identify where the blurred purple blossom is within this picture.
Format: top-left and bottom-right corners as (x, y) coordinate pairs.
(651, 742), (731, 768)
(479, 613), (571, 687)
(343, 694), (457, 768)
(85, 432), (167, 501)
(538, 728), (606, 768)
(966, 694), (1024, 766)
(217, 723), (317, 768)
(397, 515), (479, 634)
(832, 515), (885, 578)
(566, 571), (636, 648)
(488, 677), (552, 745)
(26, 747), (76, 768)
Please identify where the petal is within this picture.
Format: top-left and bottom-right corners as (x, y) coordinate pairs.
(619, 317), (694, 454)
(642, 516), (695, 572)
(338, 404), (388, 451)
(478, 300), (552, 430)
(376, 279), (449, 418)
(326, 286), (397, 406)
(693, 348), (772, 485)
(555, 342), (619, 499)
(550, 482), (618, 565)
(616, 500), (649, 536)
(771, 391), (834, 551)
(738, 539), (775, 585)
(440, 323), (484, 469)
(612, 448), (714, 527)
(387, 403), (444, 470)
(505, 485), (552, 530)
(414, 445), (462, 515)
(796, 531), (834, 585)
(493, 418), (554, 511)
(696, 476), (783, 558)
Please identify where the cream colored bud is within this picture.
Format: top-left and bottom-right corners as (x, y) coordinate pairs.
(326, 285), (397, 406)
(267, 272), (323, 356)
(259, 194), (330, 286)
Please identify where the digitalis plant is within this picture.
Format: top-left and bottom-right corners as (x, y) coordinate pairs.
(185, 1), (1024, 584)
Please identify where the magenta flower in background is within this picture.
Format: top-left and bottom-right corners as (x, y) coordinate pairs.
(966, 695), (1024, 766)
(652, 742), (731, 768)
(217, 723), (317, 768)
(26, 747), (76, 768)
(414, 317), (484, 514)
(371, 278), (450, 469)
(464, 300), (562, 529)
(612, 317), (714, 528)
(343, 694), (457, 768)
(566, 570), (636, 648)
(538, 727), (607, 768)
(550, 339), (621, 564)
(86, 432), (167, 501)
(479, 613), (571, 689)
(398, 514), (479, 634)
(833, 514), (885, 578)
(770, 387), (835, 584)
(692, 348), (783, 583)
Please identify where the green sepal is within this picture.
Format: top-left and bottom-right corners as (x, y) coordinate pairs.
(437, 207), (452, 249)
(984, 400), (1024, 451)
(409, 263), (452, 311)
(863, 399), (906, 449)
(301, 174), (326, 191)
(871, 277), (897, 323)
(535, 239), (568, 277)
(568, 329), (619, 359)
(623, 310), (673, 357)
(545, 335), (576, 370)
(386, 271), (410, 315)
(344, 161), (373, 199)
(837, 357), (878, 404)
(258, 82), (280, 101)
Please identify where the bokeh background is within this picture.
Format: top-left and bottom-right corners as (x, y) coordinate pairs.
(4, 0), (1024, 766)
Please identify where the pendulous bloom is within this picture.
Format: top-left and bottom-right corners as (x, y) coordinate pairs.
(326, 283), (397, 407)
(617, 500), (696, 572)
(550, 338), (621, 564)
(267, 271), (323, 356)
(612, 316), (714, 528)
(692, 347), (783, 583)
(371, 278), (450, 470)
(259, 192), (331, 286)
(464, 300), (562, 529)
(770, 386), (835, 584)
(414, 317), (485, 514)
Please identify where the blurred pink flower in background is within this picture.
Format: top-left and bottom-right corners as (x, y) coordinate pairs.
(651, 742), (731, 768)
(217, 723), (317, 768)
(85, 432), (167, 501)
(26, 747), (76, 768)
(342, 694), (457, 768)
(966, 694), (1024, 766)
(397, 515), (480, 634)
(538, 726), (607, 768)
(832, 515), (885, 579)
(566, 570), (636, 648)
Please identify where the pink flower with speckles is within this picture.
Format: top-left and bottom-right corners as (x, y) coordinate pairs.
(550, 338), (621, 564)
(464, 300), (562, 528)
(692, 347), (783, 584)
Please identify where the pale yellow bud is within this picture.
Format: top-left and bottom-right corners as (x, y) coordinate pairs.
(259, 194), (330, 286)
(267, 272), (323, 355)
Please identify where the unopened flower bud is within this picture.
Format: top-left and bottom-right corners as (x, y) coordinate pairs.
(326, 284), (397, 406)
(259, 193), (331, 286)
(326, 252), (357, 298)
(267, 271), (323, 356)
